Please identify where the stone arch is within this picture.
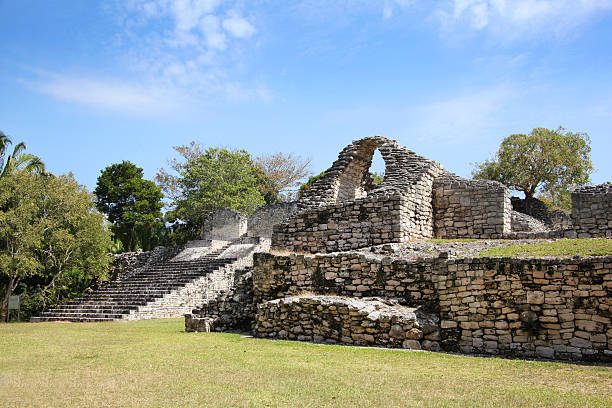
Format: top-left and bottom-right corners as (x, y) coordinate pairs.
(299, 136), (445, 210)
(299, 137), (394, 209)
(333, 137), (384, 202)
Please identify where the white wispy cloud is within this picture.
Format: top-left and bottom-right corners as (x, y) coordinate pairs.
(432, 0), (612, 41)
(30, 75), (187, 115)
(222, 13), (257, 38)
(26, 0), (266, 115)
(295, 0), (611, 40)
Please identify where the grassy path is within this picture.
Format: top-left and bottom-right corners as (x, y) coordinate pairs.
(1, 318), (610, 407)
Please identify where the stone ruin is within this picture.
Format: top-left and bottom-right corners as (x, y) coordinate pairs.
(183, 136), (611, 362)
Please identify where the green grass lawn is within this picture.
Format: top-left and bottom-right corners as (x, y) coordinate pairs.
(477, 238), (612, 258)
(0, 319), (610, 407)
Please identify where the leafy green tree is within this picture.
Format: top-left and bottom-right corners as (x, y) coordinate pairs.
(157, 142), (308, 205)
(95, 161), (164, 252)
(472, 127), (593, 208)
(0, 130), (45, 178)
(174, 148), (266, 229)
(0, 172), (112, 319)
(157, 146), (267, 239)
(371, 171), (384, 185)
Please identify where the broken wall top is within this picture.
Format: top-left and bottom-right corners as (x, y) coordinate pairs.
(298, 136), (447, 211)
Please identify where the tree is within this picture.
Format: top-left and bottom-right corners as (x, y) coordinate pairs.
(0, 172), (113, 319)
(157, 146), (266, 239)
(0, 130), (45, 178)
(95, 161), (164, 252)
(253, 152), (312, 201)
(472, 127), (593, 208)
(157, 142), (310, 204)
(176, 148), (265, 226)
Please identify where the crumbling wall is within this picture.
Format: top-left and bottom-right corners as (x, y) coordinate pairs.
(271, 195), (407, 253)
(247, 202), (298, 238)
(572, 183), (612, 238)
(185, 267), (254, 332)
(255, 295), (440, 350)
(201, 209), (248, 240)
(433, 175), (512, 239)
(253, 252), (612, 362)
(273, 137), (446, 253)
(511, 197), (572, 230)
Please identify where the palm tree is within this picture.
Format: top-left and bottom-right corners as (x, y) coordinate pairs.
(0, 131), (45, 178)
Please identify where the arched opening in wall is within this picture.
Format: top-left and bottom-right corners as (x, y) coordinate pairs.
(369, 149), (385, 186)
(334, 143), (386, 203)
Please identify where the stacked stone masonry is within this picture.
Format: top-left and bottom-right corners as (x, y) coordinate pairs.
(247, 202), (298, 238)
(253, 252), (612, 362)
(273, 137), (515, 253)
(433, 174), (511, 239)
(572, 183), (612, 238)
(183, 137), (611, 363)
(255, 295), (440, 350)
(185, 267), (254, 332)
(511, 197), (572, 230)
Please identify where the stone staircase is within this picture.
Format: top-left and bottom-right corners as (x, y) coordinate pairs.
(31, 245), (236, 322)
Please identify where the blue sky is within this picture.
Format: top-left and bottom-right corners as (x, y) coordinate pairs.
(1, 0), (611, 194)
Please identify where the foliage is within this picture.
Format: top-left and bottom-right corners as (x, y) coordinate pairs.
(298, 171), (326, 198)
(371, 171), (384, 185)
(253, 152), (312, 201)
(1, 319), (611, 407)
(0, 172), (113, 319)
(0, 130), (45, 178)
(95, 161), (164, 252)
(472, 127), (593, 209)
(157, 145), (266, 240)
(477, 238), (612, 258)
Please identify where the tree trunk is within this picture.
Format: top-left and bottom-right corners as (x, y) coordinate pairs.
(1, 276), (15, 322)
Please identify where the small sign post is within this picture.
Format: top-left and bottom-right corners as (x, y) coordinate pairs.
(7, 295), (19, 322)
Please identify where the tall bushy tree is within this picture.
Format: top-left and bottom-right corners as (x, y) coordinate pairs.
(472, 127), (593, 208)
(95, 161), (164, 251)
(0, 172), (112, 319)
(172, 148), (266, 231)
(157, 144), (276, 241)
(157, 142), (312, 205)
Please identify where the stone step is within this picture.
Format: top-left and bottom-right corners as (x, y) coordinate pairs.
(48, 306), (138, 313)
(31, 251), (240, 322)
(30, 316), (117, 322)
(40, 311), (127, 319)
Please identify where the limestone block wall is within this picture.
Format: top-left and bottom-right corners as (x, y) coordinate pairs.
(252, 252), (612, 362)
(247, 202), (298, 238)
(271, 195), (409, 253)
(185, 267), (254, 332)
(433, 175), (511, 239)
(572, 184), (612, 238)
(201, 209), (248, 240)
(253, 252), (438, 307)
(255, 295), (440, 350)
(274, 135), (526, 253)
(435, 257), (611, 361)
